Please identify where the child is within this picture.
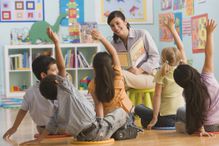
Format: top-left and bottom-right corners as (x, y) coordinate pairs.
(89, 30), (140, 140)
(174, 19), (218, 136)
(135, 15), (185, 129)
(21, 28), (128, 145)
(3, 27), (70, 139)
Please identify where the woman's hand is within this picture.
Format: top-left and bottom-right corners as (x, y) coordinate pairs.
(128, 67), (144, 75)
(147, 117), (158, 130)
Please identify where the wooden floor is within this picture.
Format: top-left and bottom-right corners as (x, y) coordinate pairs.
(1, 109), (219, 146)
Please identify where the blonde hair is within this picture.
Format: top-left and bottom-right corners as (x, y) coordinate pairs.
(161, 47), (181, 76)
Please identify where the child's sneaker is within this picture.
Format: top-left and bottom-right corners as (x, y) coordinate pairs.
(112, 124), (143, 140)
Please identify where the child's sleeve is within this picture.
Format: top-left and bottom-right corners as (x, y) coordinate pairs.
(20, 91), (31, 111)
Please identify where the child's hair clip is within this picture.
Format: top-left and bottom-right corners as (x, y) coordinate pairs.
(165, 60), (169, 64)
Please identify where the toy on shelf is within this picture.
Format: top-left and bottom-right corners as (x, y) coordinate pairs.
(66, 0), (81, 43)
(10, 83), (28, 92)
(79, 76), (91, 90)
(29, 13), (67, 44)
(10, 27), (30, 45)
(80, 22), (98, 43)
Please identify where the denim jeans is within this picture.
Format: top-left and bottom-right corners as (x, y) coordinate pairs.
(135, 104), (176, 128)
(77, 108), (128, 141)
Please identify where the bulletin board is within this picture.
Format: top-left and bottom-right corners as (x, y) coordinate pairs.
(0, 0), (44, 22)
(98, 0), (153, 24)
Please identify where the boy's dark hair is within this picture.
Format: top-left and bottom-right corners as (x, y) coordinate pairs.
(39, 74), (58, 100)
(32, 55), (56, 80)
(93, 52), (115, 103)
(107, 10), (130, 43)
(173, 64), (210, 134)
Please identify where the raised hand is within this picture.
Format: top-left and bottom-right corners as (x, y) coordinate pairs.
(165, 14), (175, 31)
(206, 19), (217, 34)
(202, 19), (217, 73)
(91, 29), (104, 41)
(47, 27), (59, 43)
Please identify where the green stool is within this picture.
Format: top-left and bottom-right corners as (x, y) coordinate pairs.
(128, 88), (154, 109)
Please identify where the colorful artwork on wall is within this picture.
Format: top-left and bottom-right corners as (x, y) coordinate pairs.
(161, 0), (172, 10)
(182, 18), (191, 36)
(174, 12), (182, 40)
(185, 0), (194, 16)
(159, 13), (174, 42)
(173, 0), (185, 10)
(0, 0), (44, 22)
(60, 0), (84, 26)
(191, 14), (208, 53)
(99, 0), (153, 24)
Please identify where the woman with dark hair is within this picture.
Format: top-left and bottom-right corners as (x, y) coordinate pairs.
(107, 11), (160, 89)
(174, 19), (218, 136)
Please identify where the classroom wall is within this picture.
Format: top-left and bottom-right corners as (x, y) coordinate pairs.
(0, 0), (218, 95)
(155, 0), (219, 80)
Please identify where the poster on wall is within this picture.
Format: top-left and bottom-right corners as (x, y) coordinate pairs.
(60, 0), (84, 26)
(0, 0), (44, 22)
(191, 14), (208, 53)
(174, 12), (182, 40)
(173, 0), (185, 10)
(182, 18), (191, 36)
(185, 0), (194, 16)
(98, 0), (153, 24)
(161, 0), (172, 11)
(159, 13), (174, 42)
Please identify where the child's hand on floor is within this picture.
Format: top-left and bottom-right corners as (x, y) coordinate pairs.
(3, 127), (17, 139)
(147, 117), (158, 130)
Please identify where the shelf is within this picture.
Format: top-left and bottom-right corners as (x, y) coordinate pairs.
(5, 43), (100, 97)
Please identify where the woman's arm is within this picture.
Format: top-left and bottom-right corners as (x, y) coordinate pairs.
(91, 30), (121, 67)
(202, 19), (217, 73)
(147, 83), (162, 130)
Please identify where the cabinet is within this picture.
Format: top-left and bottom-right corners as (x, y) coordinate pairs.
(4, 43), (100, 97)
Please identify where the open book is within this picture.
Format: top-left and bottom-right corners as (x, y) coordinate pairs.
(118, 38), (145, 68)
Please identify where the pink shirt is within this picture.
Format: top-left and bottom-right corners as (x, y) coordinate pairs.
(201, 72), (219, 125)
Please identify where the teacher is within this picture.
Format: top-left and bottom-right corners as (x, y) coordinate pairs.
(107, 10), (160, 89)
